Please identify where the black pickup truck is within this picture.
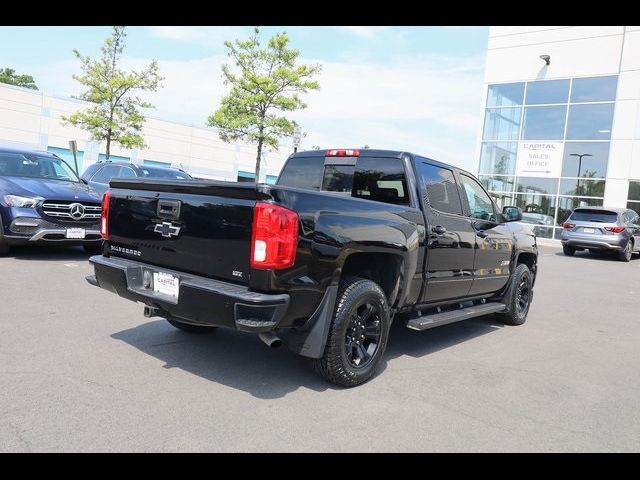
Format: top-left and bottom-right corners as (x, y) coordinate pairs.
(87, 149), (537, 387)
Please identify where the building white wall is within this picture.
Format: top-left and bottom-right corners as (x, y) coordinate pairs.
(0, 83), (289, 182)
(481, 26), (640, 209)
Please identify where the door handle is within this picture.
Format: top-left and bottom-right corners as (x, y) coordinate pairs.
(432, 225), (447, 235)
(157, 199), (182, 220)
(476, 230), (488, 238)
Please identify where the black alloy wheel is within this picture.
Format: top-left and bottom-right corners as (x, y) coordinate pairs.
(344, 302), (382, 369)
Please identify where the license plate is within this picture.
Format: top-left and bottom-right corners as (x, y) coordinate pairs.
(66, 228), (86, 239)
(153, 272), (179, 298)
(583, 228), (595, 234)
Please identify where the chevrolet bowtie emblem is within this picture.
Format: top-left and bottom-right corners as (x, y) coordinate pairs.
(154, 221), (181, 238)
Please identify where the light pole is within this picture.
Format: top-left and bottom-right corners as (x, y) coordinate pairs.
(570, 153), (592, 178)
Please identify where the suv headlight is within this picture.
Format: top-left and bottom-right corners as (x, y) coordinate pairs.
(3, 194), (43, 208)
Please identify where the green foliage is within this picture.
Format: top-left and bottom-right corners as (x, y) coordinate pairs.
(208, 27), (321, 179)
(0, 68), (38, 90)
(62, 26), (163, 158)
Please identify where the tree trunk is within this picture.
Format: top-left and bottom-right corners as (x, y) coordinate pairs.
(105, 132), (111, 160)
(255, 138), (263, 182)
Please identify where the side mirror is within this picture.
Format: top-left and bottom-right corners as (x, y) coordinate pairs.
(502, 206), (523, 222)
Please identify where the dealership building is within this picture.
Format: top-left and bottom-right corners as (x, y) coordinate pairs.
(476, 26), (640, 239)
(0, 82), (288, 184)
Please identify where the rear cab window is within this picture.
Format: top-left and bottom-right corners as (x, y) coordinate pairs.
(570, 209), (619, 223)
(277, 154), (411, 206)
(416, 162), (463, 215)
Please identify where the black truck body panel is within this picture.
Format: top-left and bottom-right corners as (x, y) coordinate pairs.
(88, 149), (538, 358)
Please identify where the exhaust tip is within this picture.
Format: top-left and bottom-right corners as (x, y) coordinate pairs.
(144, 306), (160, 318)
(258, 332), (282, 348)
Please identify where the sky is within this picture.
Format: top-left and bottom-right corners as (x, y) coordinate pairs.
(0, 26), (490, 171)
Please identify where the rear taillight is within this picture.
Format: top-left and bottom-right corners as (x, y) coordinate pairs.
(605, 226), (625, 233)
(325, 149), (360, 157)
(100, 189), (112, 239)
(563, 223), (575, 229)
(250, 202), (299, 270)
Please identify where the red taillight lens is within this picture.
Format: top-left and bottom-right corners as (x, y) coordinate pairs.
(250, 202), (299, 270)
(325, 149), (360, 157)
(563, 223), (575, 229)
(100, 189), (112, 239)
(605, 226), (625, 233)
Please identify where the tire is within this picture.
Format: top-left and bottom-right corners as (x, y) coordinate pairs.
(0, 217), (9, 256)
(563, 245), (575, 256)
(167, 318), (218, 334)
(0, 239), (9, 256)
(618, 240), (633, 262)
(496, 263), (533, 326)
(83, 244), (102, 255)
(313, 277), (391, 388)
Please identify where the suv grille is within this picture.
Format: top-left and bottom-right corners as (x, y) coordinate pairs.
(42, 201), (101, 221)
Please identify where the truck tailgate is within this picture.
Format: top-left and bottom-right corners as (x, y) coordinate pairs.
(106, 179), (266, 285)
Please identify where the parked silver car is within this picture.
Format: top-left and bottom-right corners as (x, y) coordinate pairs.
(560, 207), (640, 262)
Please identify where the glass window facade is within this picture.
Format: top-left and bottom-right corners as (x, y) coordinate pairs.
(522, 106), (567, 140)
(479, 75), (616, 239)
(628, 181), (640, 215)
(525, 79), (570, 105)
(237, 170), (255, 183)
(482, 108), (521, 141)
(561, 142), (610, 178)
(566, 104), (614, 140)
(487, 83), (525, 108)
(479, 142), (517, 175)
(570, 75), (617, 103)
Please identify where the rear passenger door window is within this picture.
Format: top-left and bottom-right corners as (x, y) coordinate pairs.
(352, 157), (410, 205)
(418, 162), (463, 215)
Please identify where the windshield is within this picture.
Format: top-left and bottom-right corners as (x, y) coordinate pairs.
(139, 167), (191, 180)
(0, 152), (80, 182)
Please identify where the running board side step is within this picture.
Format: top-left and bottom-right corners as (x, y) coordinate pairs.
(406, 302), (506, 331)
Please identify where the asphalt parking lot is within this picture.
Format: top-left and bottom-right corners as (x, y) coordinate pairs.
(1, 244), (639, 452)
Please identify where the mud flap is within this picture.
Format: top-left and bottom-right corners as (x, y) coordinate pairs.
(281, 285), (338, 359)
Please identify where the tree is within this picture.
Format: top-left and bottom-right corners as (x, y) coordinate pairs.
(62, 26), (162, 159)
(208, 27), (321, 181)
(0, 68), (38, 90)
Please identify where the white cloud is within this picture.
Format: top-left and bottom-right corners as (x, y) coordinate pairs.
(339, 26), (393, 38)
(295, 55), (484, 129)
(289, 54), (486, 169)
(147, 26), (249, 49)
(33, 46), (486, 171)
(148, 26), (208, 41)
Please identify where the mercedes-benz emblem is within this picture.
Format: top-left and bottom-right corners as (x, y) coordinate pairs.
(69, 203), (85, 220)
